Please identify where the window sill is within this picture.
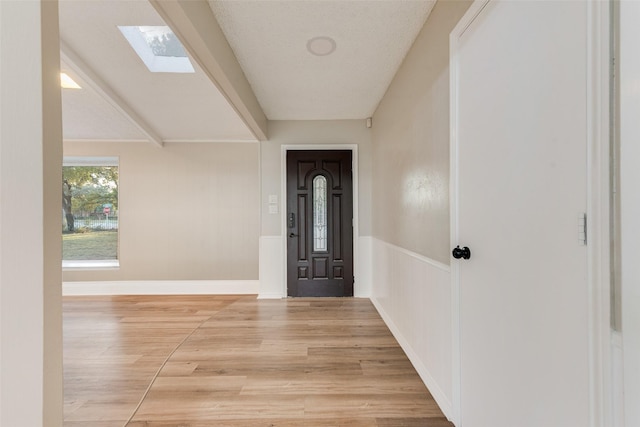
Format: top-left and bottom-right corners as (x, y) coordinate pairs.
(63, 260), (120, 271)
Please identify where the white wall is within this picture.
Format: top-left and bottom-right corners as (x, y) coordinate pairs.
(63, 141), (260, 283)
(0, 1), (63, 424)
(370, 0), (472, 420)
(261, 120), (372, 236)
(372, 0), (471, 266)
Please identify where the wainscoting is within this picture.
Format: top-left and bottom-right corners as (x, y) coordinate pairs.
(370, 238), (453, 420)
(258, 235), (285, 299)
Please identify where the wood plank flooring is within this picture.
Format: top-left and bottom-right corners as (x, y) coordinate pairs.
(63, 295), (453, 427)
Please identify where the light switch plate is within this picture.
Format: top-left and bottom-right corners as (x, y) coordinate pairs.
(268, 205), (278, 214)
(268, 195), (278, 204)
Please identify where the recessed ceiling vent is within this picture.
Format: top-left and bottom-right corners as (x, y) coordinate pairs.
(118, 26), (194, 73)
(306, 36), (337, 57)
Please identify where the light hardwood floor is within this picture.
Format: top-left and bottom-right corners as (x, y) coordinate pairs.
(64, 295), (453, 427)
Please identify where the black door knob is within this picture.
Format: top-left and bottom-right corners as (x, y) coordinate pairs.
(452, 245), (471, 260)
(289, 233), (298, 238)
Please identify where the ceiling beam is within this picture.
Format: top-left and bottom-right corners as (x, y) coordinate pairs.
(150, 0), (268, 141)
(59, 40), (164, 148)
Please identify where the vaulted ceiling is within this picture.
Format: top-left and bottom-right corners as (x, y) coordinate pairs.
(58, 0), (436, 145)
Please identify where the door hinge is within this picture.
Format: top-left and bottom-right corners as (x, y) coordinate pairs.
(578, 213), (587, 246)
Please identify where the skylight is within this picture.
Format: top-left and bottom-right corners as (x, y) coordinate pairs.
(60, 73), (81, 89)
(118, 26), (194, 73)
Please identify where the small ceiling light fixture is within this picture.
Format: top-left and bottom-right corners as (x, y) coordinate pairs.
(307, 36), (337, 56)
(60, 73), (81, 89)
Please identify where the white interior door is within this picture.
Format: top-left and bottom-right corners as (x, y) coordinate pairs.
(451, 1), (590, 426)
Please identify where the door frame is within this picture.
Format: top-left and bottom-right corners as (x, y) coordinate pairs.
(280, 144), (359, 298)
(449, 0), (612, 425)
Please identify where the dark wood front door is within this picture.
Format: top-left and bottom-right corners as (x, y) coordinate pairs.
(286, 150), (354, 297)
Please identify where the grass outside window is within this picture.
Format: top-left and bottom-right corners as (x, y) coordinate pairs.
(62, 231), (118, 260)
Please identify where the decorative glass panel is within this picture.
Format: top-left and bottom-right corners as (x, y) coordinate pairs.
(313, 175), (328, 251)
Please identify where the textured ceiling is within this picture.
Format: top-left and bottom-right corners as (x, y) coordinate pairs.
(57, 0), (436, 142)
(58, 0), (257, 143)
(208, 0), (436, 120)
(61, 59), (148, 141)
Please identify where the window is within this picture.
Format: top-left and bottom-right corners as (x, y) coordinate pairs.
(62, 157), (119, 269)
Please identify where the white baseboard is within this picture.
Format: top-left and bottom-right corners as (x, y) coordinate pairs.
(256, 293), (285, 300)
(62, 280), (259, 296)
(371, 296), (453, 419)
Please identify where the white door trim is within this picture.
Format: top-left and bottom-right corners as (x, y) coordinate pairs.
(449, 1), (612, 425)
(449, 3), (492, 423)
(586, 1), (613, 426)
(280, 144), (359, 298)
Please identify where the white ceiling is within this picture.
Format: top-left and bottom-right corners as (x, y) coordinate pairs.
(58, 0), (436, 143)
(209, 0), (436, 120)
(58, 0), (256, 143)
(61, 58), (148, 141)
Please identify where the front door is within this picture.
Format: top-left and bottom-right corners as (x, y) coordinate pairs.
(451, 1), (590, 426)
(286, 150), (353, 297)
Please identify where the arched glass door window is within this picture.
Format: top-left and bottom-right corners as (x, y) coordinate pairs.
(313, 175), (328, 251)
